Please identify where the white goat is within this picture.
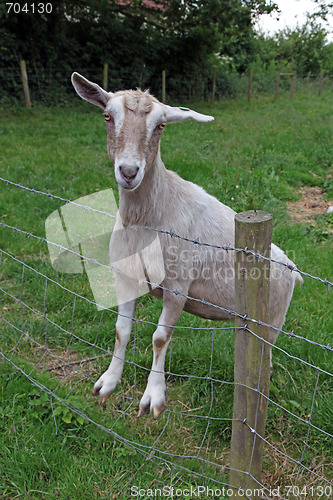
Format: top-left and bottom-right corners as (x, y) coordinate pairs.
(71, 73), (302, 419)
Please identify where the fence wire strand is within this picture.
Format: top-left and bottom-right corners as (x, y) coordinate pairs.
(1, 220), (332, 356)
(1, 176), (333, 291)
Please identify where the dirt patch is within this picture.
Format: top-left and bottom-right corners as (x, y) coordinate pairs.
(287, 186), (332, 224)
(29, 345), (109, 382)
(44, 350), (108, 378)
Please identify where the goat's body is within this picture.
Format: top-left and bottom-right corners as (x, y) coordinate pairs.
(71, 74), (301, 418)
(112, 159), (298, 329)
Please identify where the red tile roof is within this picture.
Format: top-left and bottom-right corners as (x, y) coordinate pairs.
(117, 0), (166, 10)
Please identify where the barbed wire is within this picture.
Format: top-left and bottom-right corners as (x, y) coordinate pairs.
(2, 253), (332, 439)
(1, 243), (332, 486)
(1, 221), (332, 358)
(1, 177), (332, 291)
(1, 283), (332, 498)
(1, 179), (332, 498)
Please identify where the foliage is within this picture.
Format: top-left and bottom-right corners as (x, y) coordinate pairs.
(274, 18), (332, 75)
(1, 0), (333, 105)
(253, 2), (333, 77)
(254, 32), (332, 79)
(0, 0), (278, 97)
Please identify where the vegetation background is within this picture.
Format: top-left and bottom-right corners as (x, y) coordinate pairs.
(1, 1), (333, 499)
(1, 0), (333, 105)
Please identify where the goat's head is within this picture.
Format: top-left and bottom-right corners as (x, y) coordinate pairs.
(71, 72), (214, 191)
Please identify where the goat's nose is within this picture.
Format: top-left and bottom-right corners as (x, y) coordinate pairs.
(119, 165), (139, 182)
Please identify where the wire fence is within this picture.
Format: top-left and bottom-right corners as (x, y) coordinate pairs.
(1, 177), (332, 499)
(1, 63), (333, 107)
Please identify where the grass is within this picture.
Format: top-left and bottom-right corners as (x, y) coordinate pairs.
(1, 87), (333, 499)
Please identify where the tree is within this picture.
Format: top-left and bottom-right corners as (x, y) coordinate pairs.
(1, 0), (280, 102)
(1, 0), (279, 74)
(311, 0), (333, 22)
(274, 17), (331, 75)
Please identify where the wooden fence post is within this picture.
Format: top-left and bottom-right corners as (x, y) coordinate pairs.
(211, 70), (216, 105)
(229, 210), (273, 499)
(103, 63), (108, 90)
(248, 68), (253, 103)
(275, 72), (280, 100)
(162, 70), (166, 103)
(20, 60), (31, 109)
(290, 71), (296, 99)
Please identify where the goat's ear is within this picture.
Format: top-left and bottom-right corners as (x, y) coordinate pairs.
(71, 72), (112, 109)
(164, 105), (214, 124)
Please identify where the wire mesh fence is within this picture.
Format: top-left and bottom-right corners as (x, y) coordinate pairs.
(1, 177), (332, 498)
(1, 63), (333, 107)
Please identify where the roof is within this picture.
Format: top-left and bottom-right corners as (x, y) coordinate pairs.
(117, 0), (167, 11)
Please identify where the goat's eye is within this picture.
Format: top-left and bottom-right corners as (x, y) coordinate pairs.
(157, 123), (165, 131)
(104, 113), (113, 122)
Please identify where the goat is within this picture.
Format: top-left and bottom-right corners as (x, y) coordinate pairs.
(71, 72), (302, 419)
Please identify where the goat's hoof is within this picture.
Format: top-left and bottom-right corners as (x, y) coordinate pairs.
(153, 404), (165, 420)
(93, 388), (110, 410)
(137, 400), (151, 418)
(100, 394), (110, 404)
(138, 393), (166, 419)
(92, 372), (118, 403)
(92, 385), (111, 402)
(92, 385), (101, 397)
(137, 404), (165, 419)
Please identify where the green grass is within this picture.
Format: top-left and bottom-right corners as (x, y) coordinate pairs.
(1, 89), (333, 498)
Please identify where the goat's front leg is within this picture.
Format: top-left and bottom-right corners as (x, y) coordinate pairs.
(93, 295), (137, 405)
(138, 292), (186, 419)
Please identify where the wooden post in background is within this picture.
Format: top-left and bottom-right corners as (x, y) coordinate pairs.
(248, 68), (253, 103)
(211, 70), (216, 105)
(275, 72), (280, 100)
(20, 60), (31, 109)
(290, 70), (296, 99)
(103, 63), (108, 90)
(230, 210), (273, 498)
(318, 72), (324, 97)
(162, 70), (166, 103)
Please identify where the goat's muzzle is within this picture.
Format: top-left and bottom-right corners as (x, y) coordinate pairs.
(118, 165), (141, 190)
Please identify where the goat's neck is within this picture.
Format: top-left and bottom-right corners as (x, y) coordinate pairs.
(118, 154), (166, 227)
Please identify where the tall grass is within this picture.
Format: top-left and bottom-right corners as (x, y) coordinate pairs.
(1, 89), (332, 498)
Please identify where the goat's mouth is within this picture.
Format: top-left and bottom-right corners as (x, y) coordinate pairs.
(117, 176), (143, 192)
